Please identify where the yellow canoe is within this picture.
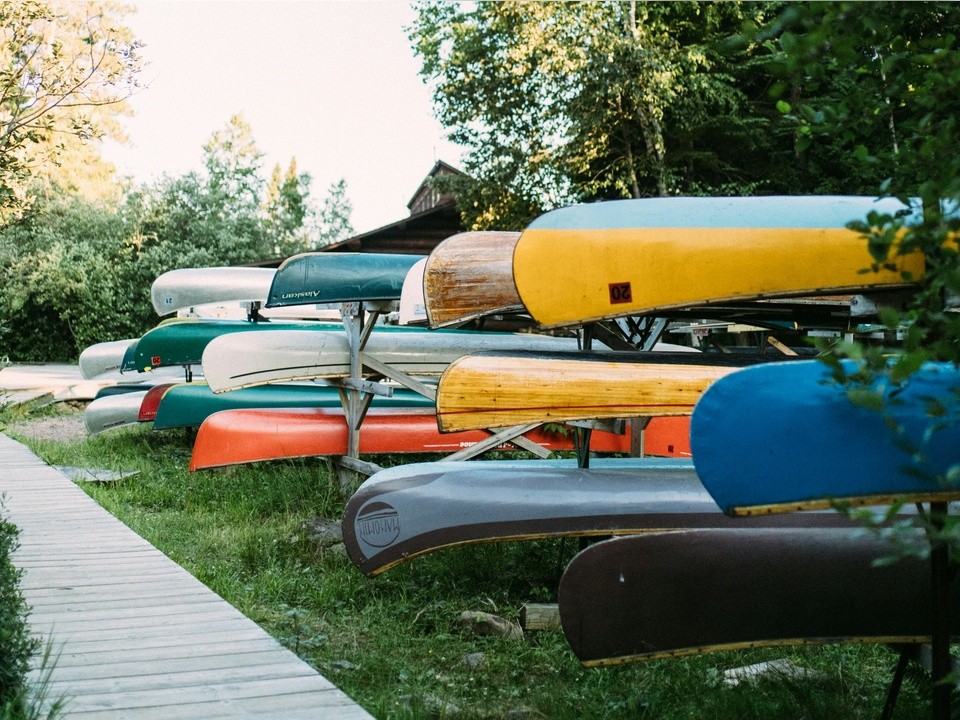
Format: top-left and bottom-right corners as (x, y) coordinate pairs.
(513, 196), (924, 328)
(424, 231), (525, 328)
(435, 350), (770, 432)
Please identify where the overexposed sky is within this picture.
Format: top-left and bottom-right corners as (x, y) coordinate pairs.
(100, 0), (463, 234)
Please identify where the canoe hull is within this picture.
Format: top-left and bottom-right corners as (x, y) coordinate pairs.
(151, 267), (276, 316)
(342, 462), (858, 577)
(513, 196), (923, 328)
(151, 381), (434, 430)
(266, 252), (424, 307)
(423, 231), (524, 328)
(559, 528), (960, 666)
(131, 318), (340, 372)
(79, 339), (138, 379)
(398, 258), (428, 325)
(691, 360), (960, 514)
(188, 407), (632, 471)
(436, 350), (769, 432)
(201, 328), (590, 393)
(84, 391), (149, 435)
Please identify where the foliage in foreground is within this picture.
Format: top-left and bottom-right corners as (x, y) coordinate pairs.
(0, 499), (40, 716)
(8, 416), (934, 719)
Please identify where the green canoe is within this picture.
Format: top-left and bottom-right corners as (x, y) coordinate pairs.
(129, 318), (344, 372)
(152, 381), (435, 430)
(266, 252), (425, 308)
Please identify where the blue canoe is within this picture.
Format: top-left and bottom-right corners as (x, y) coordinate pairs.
(690, 360), (960, 515)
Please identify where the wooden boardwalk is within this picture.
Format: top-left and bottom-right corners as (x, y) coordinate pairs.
(0, 433), (375, 719)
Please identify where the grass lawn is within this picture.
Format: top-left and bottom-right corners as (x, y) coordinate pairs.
(4, 405), (935, 719)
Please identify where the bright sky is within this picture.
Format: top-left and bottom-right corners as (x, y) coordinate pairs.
(100, 0), (464, 234)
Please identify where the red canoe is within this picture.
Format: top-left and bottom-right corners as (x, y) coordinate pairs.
(189, 408), (688, 471)
(137, 383), (176, 422)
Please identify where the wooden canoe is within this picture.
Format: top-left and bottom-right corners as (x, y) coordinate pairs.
(423, 231), (525, 329)
(150, 266), (276, 316)
(79, 338), (139, 379)
(435, 350), (781, 432)
(150, 381), (434, 430)
(690, 360), (960, 515)
(513, 196), (924, 328)
(188, 407), (632, 471)
(84, 390), (150, 435)
(201, 328), (590, 393)
(130, 318), (341, 372)
(341, 461), (861, 577)
(558, 528), (960, 666)
(266, 252), (425, 308)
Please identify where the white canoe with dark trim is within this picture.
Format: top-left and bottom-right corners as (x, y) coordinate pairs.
(201, 328), (589, 393)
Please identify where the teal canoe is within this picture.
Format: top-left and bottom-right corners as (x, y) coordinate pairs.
(152, 381), (435, 430)
(266, 252), (425, 308)
(129, 318), (343, 372)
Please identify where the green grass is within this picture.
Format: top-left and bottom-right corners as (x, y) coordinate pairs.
(5, 406), (935, 719)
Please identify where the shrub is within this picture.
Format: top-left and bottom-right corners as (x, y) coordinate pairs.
(0, 499), (39, 712)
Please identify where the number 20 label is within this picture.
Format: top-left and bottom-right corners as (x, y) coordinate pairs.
(608, 282), (632, 305)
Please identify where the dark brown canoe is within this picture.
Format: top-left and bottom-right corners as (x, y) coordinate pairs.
(423, 231), (525, 328)
(341, 460), (860, 578)
(559, 528), (960, 667)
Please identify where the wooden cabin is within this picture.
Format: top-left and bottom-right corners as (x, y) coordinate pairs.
(322, 160), (466, 256)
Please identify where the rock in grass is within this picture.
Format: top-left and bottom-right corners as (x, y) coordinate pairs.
(303, 517), (343, 547)
(458, 610), (524, 640)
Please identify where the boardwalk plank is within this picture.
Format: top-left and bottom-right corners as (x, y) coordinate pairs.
(0, 433), (374, 719)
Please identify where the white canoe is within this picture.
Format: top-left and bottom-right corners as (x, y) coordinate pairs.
(397, 258), (428, 326)
(202, 328), (590, 393)
(84, 390), (149, 435)
(151, 267), (276, 316)
(78, 338), (138, 380)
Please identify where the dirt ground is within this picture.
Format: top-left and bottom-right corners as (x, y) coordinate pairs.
(6, 406), (88, 443)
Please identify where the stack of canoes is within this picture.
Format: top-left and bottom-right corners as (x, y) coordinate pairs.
(337, 196), (960, 690)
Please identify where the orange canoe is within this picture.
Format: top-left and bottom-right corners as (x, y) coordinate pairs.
(187, 407), (689, 471)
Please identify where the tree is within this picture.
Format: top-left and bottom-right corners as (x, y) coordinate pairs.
(202, 113), (265, 221)
(0, 0), (141, 223)
(411, 1), (792, 229)
(311, 178), (353, 247)
(263, 158), (312, 256)
(765, 5), (960, 714)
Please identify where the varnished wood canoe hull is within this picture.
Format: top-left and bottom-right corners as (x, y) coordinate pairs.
(266, 252), (424, 307)
(150, 267), (276, 316)
(188, 407), (632, 471)
(150, 381), (434, 430)
(513, 196), (923, 328)
(559, 528), (960, 666)
(342, 462), (860, 577)
(436, 350), (773, 431)
(691, 360), (960, 515)
(423, 231), (524, 328)
(201, 328), (589, 393)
